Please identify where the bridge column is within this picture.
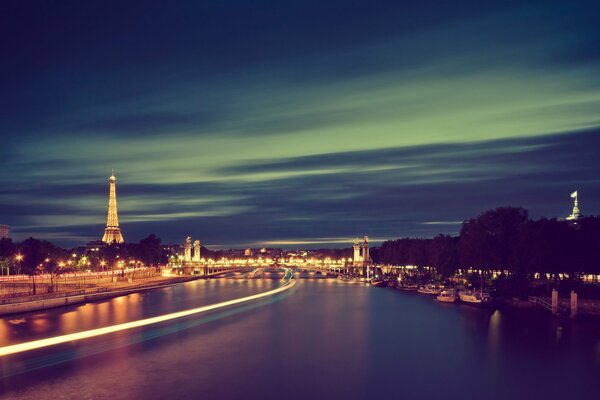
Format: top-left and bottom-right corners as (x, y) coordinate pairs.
(551, 289), (558, 315)
(184, 236), (192, 262)
(193, 240), (201, 262)
(570, 290), (578, 319)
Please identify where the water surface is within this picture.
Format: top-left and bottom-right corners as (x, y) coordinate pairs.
(0, 278), (598, 400)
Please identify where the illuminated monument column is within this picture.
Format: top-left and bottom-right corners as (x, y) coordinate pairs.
(566, 190), (581, 221)
(362, 236), (371, 276)
(101, 171), (125, 244)
(362, 236), (370, 263)
(353, 238), (362, 265)
(184, 236), (192, 262)
(193, 240), (201, 262)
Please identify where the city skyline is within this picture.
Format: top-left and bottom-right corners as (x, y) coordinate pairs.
(1, 3), (600, 400)
(2, 1), (600, 247)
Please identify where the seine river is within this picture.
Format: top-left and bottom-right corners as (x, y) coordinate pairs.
(0, 272), (598, 400)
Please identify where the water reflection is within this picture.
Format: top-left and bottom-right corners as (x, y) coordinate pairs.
(0, 279), (279, 347)
(0, 280), (599, 400)
(487, 309), (501, 354)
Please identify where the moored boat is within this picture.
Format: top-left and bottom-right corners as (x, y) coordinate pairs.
(397, 282), (418, 291)
(417, 284), (443, 295)
(459, 290), (491, 305)
(370, 279), (386, 287)
(437, 289), (458, 303)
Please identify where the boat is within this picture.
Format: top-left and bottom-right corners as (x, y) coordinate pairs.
(417, 284), (443, 295)
(397, 282), (418, 291)
(459, 273), (491, 305)
(459, 290), (491, 305)
(370, 279), (386, 287)
(437, 289), (458, 303)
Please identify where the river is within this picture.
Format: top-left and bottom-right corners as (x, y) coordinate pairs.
(0, 271), (598, 400)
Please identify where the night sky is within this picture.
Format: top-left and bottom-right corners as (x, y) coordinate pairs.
(2, 0), (600, 248)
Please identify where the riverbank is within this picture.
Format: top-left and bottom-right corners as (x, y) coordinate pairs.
(386, 281), (600, 318)
(505, 295), (600, 318)
(0, 275), (201, 316)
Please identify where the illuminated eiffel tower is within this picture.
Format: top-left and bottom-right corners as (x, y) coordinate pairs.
(101, 170), (125, 244)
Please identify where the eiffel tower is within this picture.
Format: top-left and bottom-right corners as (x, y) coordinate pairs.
(102, 170), (125, 244)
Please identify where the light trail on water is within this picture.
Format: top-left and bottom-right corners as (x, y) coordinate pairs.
(0, 269), (295, 357)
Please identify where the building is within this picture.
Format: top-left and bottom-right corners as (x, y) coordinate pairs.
(0, 224), (9, 239)
(102, 170), (125, 244)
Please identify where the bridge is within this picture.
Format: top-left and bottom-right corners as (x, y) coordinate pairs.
(169, 257), (349, 278)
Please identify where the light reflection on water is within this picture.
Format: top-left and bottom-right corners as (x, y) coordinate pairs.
(0, 279), (598, 400)
(487, 309), (501, 358)
(0, 278), (280, 347)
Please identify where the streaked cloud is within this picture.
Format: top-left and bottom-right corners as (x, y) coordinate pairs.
(1, 0), (599, 246)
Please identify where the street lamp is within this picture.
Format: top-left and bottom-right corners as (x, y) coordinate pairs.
(13, 254), (24, 276)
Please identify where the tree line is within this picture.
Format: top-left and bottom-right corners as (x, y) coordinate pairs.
(376, 207), (600, 278)
(0, 234), (167, 277)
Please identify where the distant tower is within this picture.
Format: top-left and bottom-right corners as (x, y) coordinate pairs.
(566, 190), (582, 221)
(102, 170), (125, 244)
(362, 236), (370, 263)
(353, 238), (361, 264)
(193, 240), (201, 262)
(0, 224), (9, 239)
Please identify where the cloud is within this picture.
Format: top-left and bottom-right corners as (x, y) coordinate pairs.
(3, 129), (599, 247)
(2, 0), (600, 247)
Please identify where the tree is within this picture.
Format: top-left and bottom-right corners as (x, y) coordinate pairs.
(578, 217), (600, 276)
(0, 238), (15, 259)
(17, 237), (66, 294)
(136, 234), (162, 267)
(0, 257), (11, 276)
(429, 235), (459, 277)
(459, 207), (528, 271)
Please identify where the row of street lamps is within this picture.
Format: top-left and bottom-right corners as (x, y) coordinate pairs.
(2, 253), (149, 276)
